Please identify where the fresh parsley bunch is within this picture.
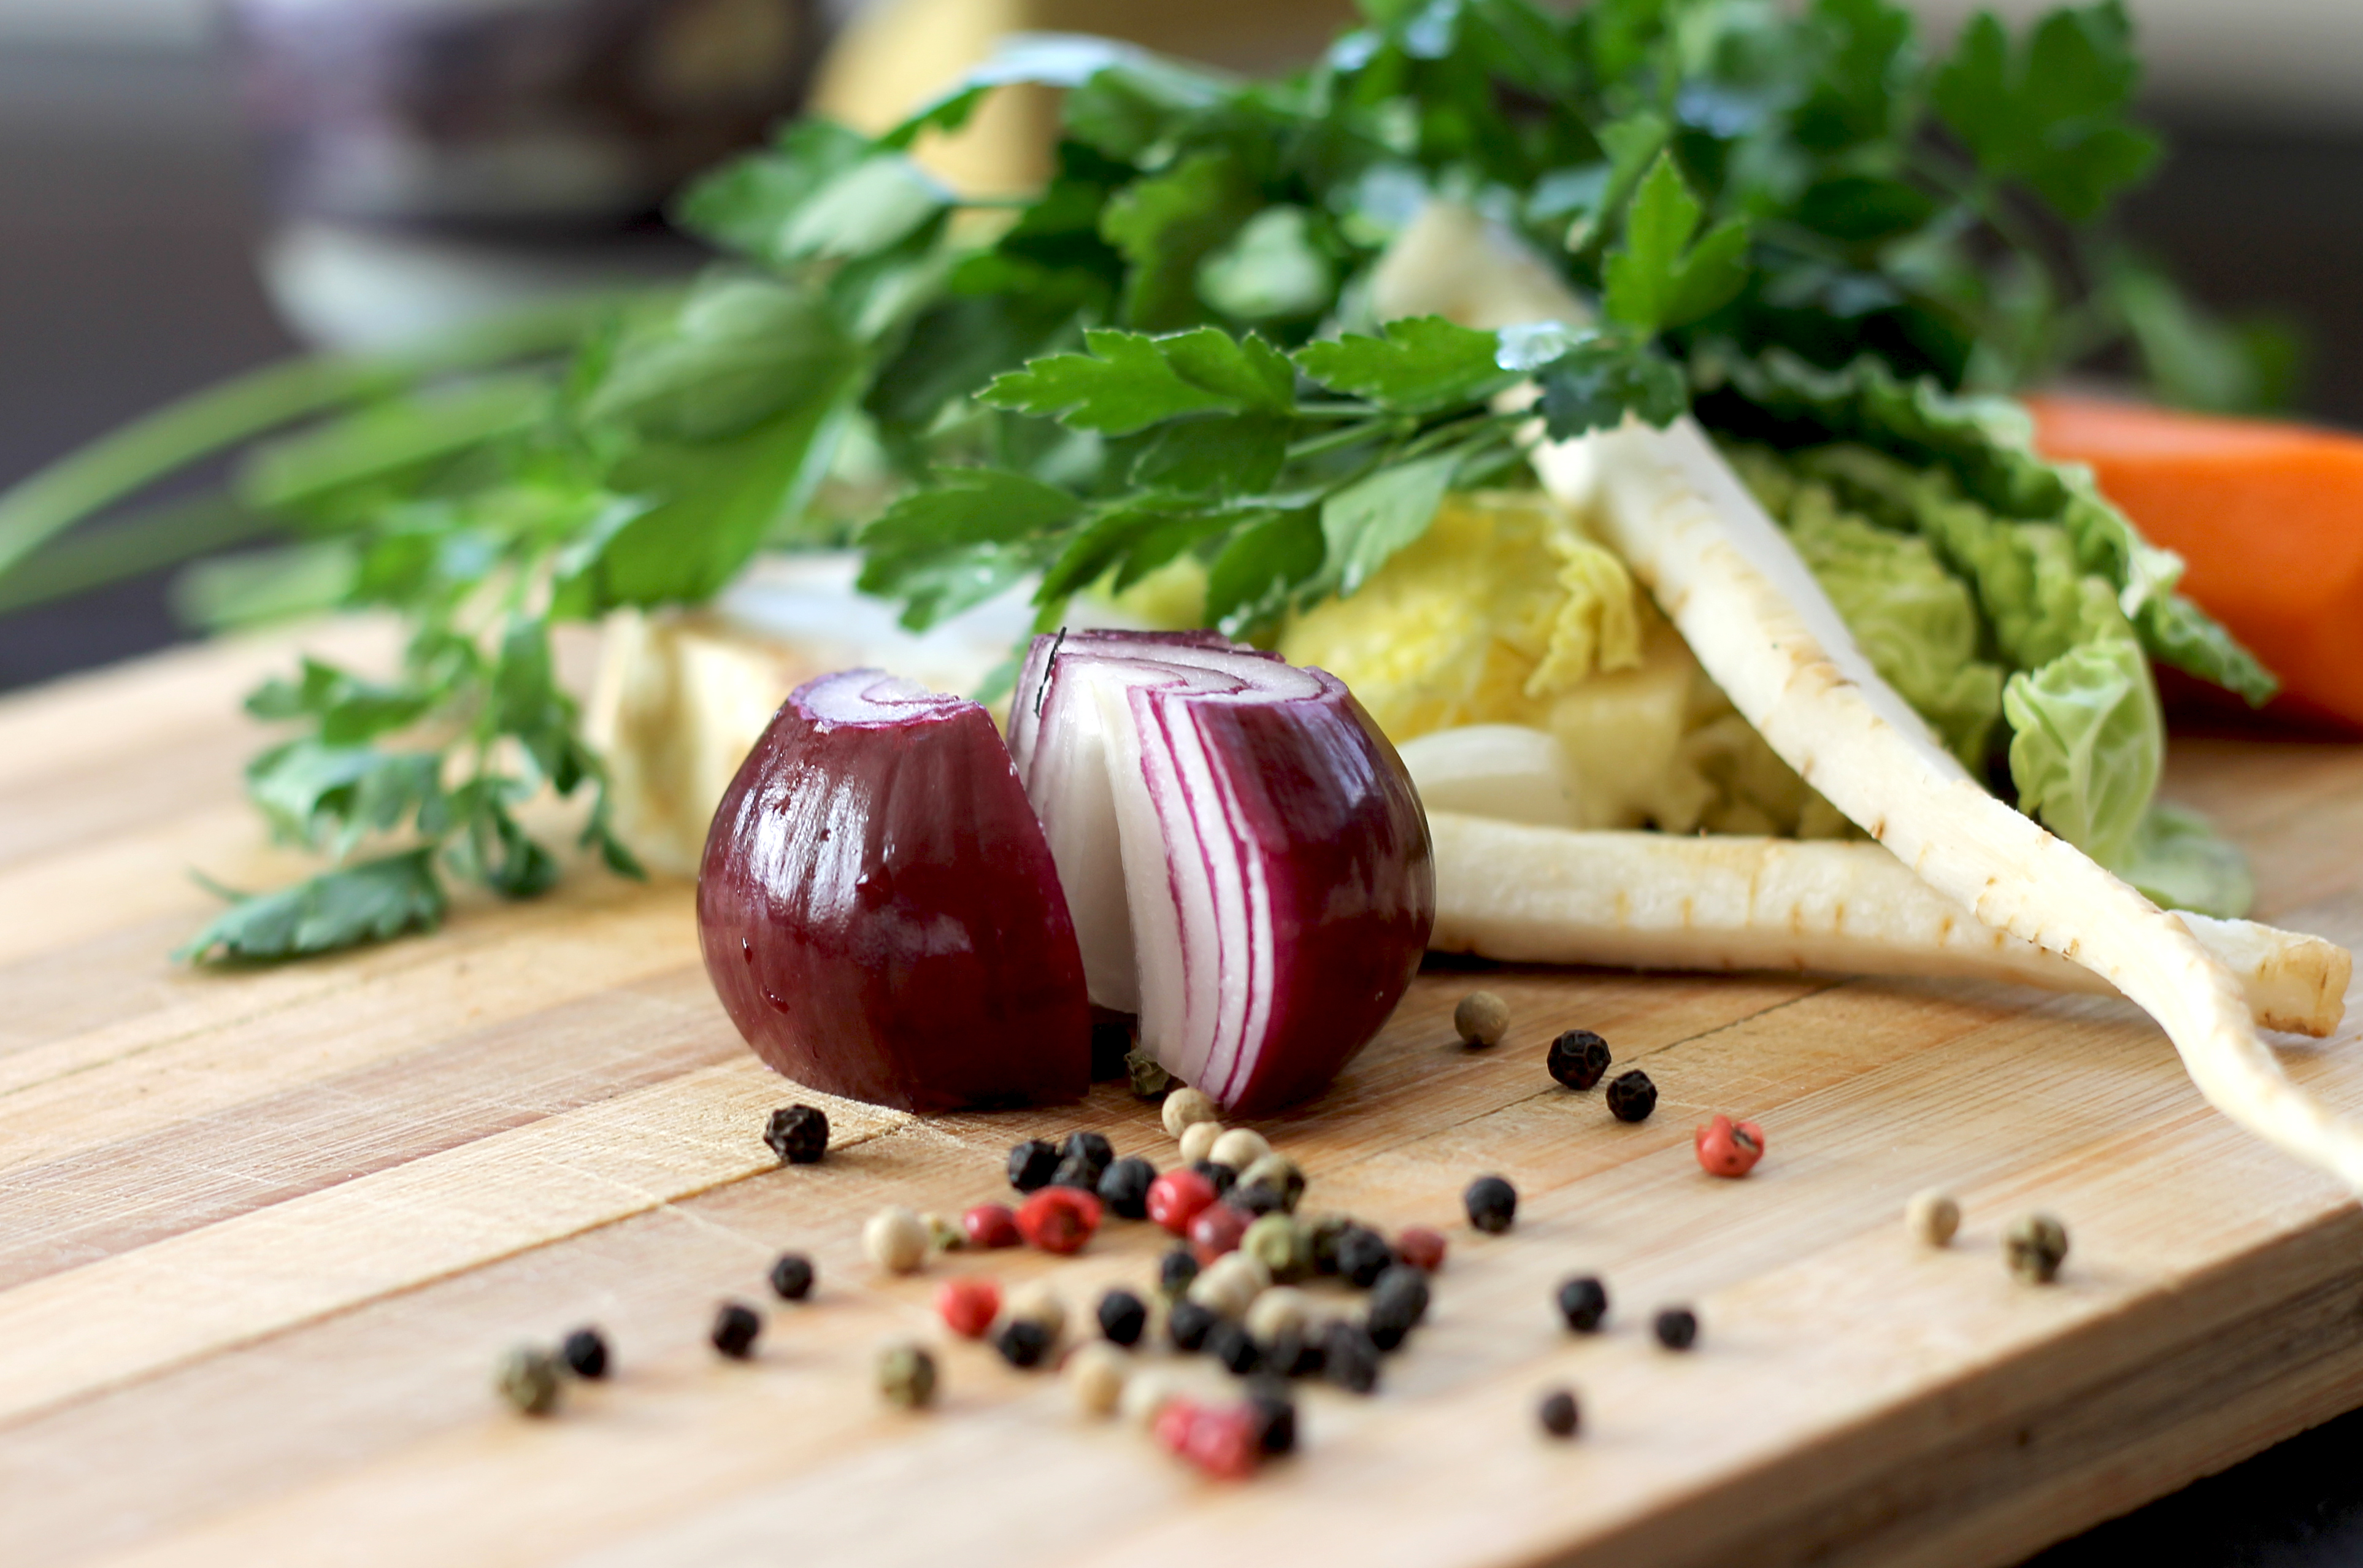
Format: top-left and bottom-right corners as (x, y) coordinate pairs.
(0, 0), (2283, 961)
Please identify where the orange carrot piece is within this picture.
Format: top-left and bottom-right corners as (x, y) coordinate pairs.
(2026, 395), (2363, 729)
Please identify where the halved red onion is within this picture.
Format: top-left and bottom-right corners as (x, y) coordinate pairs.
(1008, 631), (1434, 1115)
(697, 669), (1090, 1112)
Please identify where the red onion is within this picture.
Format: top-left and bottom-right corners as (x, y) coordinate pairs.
(1007, 631), (1434, 1115)
(697, 669), (1091, 1112)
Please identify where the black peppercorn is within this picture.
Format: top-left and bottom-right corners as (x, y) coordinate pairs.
(1322, 1321), (1381, 1394)
(711, 1301), (761, 1359)
(1538, 1387), (1580, 1439)
(1654, 1305), (1699, 1350)
(996, 1318), (1053, 1369)
(1097, 1287), (1148, 1348)
(1097, 1155), (1157, 1219)
(1169, 1298), (1219, 1353)
(1555, 1275), (1608, 1333)
(1247, 1384), (1298, 1455)
(768, 1251), (816, 1302)
(1606, 1069), (1658, 1123)
(1547, 1029), (1613, 1091)
(1159, 1247), (1202, 1300)
(763, 1104), (829, 1165)
(1266, 1324), (1326, 1378)
(1366, 1264), (1431, 1351)
(1335, 1224), (1396, 1288)
(1050, 1153), (1101, 1190)
(1008, 1139), (1060, 1191)
(1464, 1174), (1519, 1234)
(1206, 1320), (1262, 1375)
(1192, 1158), (1237, 1196)
(559, 1326), (609, 1380)
(1061, 1130), (1115, 1182)
(1226, 1182), (1288, 1219)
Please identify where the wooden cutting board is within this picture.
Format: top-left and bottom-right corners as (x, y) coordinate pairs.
(4, 622), (2363, 1568)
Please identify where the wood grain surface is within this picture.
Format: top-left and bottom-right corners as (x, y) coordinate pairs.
(2, 625), (2361, 1568)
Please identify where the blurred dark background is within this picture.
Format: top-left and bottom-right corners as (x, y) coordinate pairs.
(0, 7), (2358, 1555)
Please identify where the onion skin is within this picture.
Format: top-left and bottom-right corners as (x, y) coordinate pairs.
(697, 671), (1091, 1112)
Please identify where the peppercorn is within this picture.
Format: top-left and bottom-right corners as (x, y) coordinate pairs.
(1454, 989), (1511, 1047)
(1005, 1280), (1067, 1342)
(1062, 1129), (1115, 1174)
(1464, 1174), (1519, 1234)
(767, 1251), (815, 1301)
(1190, 1201), (1250, 1263)
(1394, 1226), (1447, 1274)
(1162, 1086), (1218, 1139)
(1245, 1285), (1310, 1345)
(1069, 1341), (1130, 1416)
(1016, 1186), (1102, 1255)
(1322, 1321), (1381, 1394)
(1238, 1153), (1306, 1211)
(1147, 1167), (1218, 1236)
(962, 1202), (1022, 1250)
(1907, 1189), (1961, 1248)
(1049, 1154), (1100, 1190)
(1178, 1121), (1224, 1164)
(1210, 1127), (1272, 1171)
(1237, 1213), (1307, 1283)
(711, 1301), (761, 1359)
(936, 1277), (1002, 1340)
(2005, 1213), (2069, 1283)
(1193, 1158), (1239, 1197)
(1169, 1298), (1219, 1352)
(1547, 1029), (1612, 1091)
(864, 1206), (930, 1274)
(1654, 1305), (1699, 1351)
(922, 1212), (966, 1251)
(1097, 1155), (1158, 1219)
(1189, 1253), (1270, 1318)
(763, 1104), (829, 1165)
(1605, 1069), (1658, 1123)
(1556, 1275), (1609, 1333)
(1125, 1044), (1174, 1097)
(1266, 1324), (1326, 1378)
(1206, 1319), (1263, 1375)
(877, 1342), (938, 1410)
(1159, 1247), (1202, 1299)
(996, 1318), (1053, 1369)
(494, 1345), (562, 1415)
(1007, 1138), (1060, 1192)
(1247, 1383), (1298, 1455)
(559, 1326), (608, 1380)
(1694, 1115), (1766, 1178)
(1098, 1287), (1149, 1347)
(1226, 1182), (1288, 1219)
(1366, 1265), (1431, 1351)
(1336, 1224), (1396, 1288)
(1305, 1214), (1352, 1276)
(1538, 1387), (1580, 1439)
(1121, 1368), (1184, 1428)
(1162, 1399), (1262, 1481)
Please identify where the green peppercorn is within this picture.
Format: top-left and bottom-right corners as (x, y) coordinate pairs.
(712, 1301), (761, 1359)
(494, 1344), (562, 1415)
(1454, 990), (1511, 1047)
(1605, 1070), (1658, 1123)
(559, 1326), (608, 1380)
(1242, 1212), (1312, 1282)
(763, 1104), (829, 1164)
(877, 1342), (939, 1409)
(1538, 1387), (1580, 1439)
(1464, 1174), (1519, 1234)
(1653, 1305), (1699, 1351)
(1304, 1214), (1353, 1277)
(768, 1251), (816, 1301)
(1555, 1275), (1608, 1333)
(1547, 1029), (1612, 1091)
(2005, 1213), (2070, 1283)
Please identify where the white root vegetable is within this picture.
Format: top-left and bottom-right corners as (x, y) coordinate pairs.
(1548, 420), (2363, 1188)
(1427, 812), (2350, 1038)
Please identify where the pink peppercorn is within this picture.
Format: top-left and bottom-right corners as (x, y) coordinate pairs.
(1394, 1226), (1448, 1273)
(935, 1277), (1001, 1339)
(1189, 1201), (1249, 1264)
(1695, 1115), (1766, 1178)
(1183, 1404), (1262, 1480)
(1154, 1397), (1202, 1456)
(1146, 1168), (1218, 1236)
(1016, 1186), (1102, 1255)
(962, 1202), (1021, 1248)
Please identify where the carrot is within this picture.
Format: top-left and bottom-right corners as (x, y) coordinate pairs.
(2025, 395), (2363, 730)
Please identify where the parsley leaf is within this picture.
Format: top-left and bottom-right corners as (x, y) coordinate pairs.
(1932, 1), (2159, 222)
(982, 326), (1288, 433)
(175, 850), (449, 963)
(1321, 450), (1461, 596)
(1602, 153), (1750, 335)
(1291, 317), (1518, 413)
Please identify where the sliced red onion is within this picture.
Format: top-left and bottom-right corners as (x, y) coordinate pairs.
(1009, 631), (1434, 1115)
(697, 669), (1091, 1112)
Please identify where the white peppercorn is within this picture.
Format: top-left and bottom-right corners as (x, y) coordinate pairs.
(1245, 1285), (1312, 1345)
(1178, 1121), (1224, 1164)
(1120, 1367), (1183, 1427)
(864, 1206), (929, 1274)
(1004, 1280), (1067, 1342)
(1454, 990), (1511, 1047)
(1162, 1087), (1220, 1139)
(1067, 1341), (1130, 1416)
(1188, 1253), (1270, 1318)
(1907, 1189), (1961, 1248)
(1210, 1127), (1272, 1170)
